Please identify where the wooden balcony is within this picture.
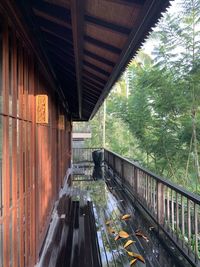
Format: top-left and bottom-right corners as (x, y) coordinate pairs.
(37, 148), (200, 267)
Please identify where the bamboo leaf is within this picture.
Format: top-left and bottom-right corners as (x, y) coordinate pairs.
(124, 240), (135, 249)
(105, 220), (112, 225)
(108, 226), (115, 234)
(121, 214), (131, 220)
(115, 234), (121, 241)
(119, 230), (129, 238)
(127, 251), (145, 263)
(130, 259), (137, 266)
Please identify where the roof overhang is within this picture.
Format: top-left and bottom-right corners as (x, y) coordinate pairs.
(16, 0), (171, 120)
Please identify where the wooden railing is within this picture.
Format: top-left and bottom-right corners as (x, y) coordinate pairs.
(72, 147), (102, 163)
(104, 149), (200, 267)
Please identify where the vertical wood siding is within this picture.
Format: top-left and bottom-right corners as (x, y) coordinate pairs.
(0, 13), (72, 267)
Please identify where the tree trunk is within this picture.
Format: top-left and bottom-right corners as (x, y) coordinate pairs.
(192, 110), (200, 183)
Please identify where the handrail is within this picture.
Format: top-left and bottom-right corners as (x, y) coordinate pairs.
(104, 148), (200, 266)
(72, 147), (103, 163)
(105, 149), (200, 204)
(72, 147), (200, 266)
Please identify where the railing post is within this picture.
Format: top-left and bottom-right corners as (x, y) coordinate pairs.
(121, 159), (124, 185)
(157, 181), (165, 225)
(134, 167), (139, 195)
(113, 155), (115, 171)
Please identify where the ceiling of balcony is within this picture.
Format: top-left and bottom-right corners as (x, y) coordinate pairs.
(17, 0), (171, 120)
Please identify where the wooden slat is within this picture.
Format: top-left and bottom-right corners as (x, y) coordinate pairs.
(46, 40), (74, 57)
(83, 85), (100, 98)
(33, 8), (71, 29)
(83, 80), (102, 93)
(47, 46), (74, 61)
(83, 76), (104, 88)
(83, 60), (110, 77)
(44, 0), (70, 9)
(83, 70), (106, 85)
(85, 35), (121, 54)
(41, 27), (73, 44)
(85, 15), (131, 35)
(71, 0), (85, 119)
(33, 1), (71, 22)
(105, 0), (146, 6)
(83, 90), (98, 101)
(36, 16), (73, 39)
(84, 49), (115, 67)
(2, 19), (10, 267)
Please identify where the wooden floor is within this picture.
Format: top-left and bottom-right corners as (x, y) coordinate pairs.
(37, 164), (192, 267)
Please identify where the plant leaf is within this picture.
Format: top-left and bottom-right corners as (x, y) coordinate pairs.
(119, 230), (129, 238)
(130, 259), (137, 266)
(135, 231), (149, 242)
(108, 226), (115, 234)
(121, 214), (131, 220)
(127, 251), (134, 257)
(135, 230), (149, 242)
(115, 234), (121, 241)
(105, 220), (112, 225)
(127, 251), (145, 263)
(124, 240), (135, 249)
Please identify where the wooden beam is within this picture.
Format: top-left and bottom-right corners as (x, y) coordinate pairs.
(52, 58), (76, 74)
(83, 98), (96, 106)
(33, 1), (71, 22)
(83, 91), (99, 103)
(83, 89), (98, 99)
(44, 0), (70, 9)
(83, 92), (97, 102)
(84, 49), (115, 67)
(84, 35), (121, 54)
(83, 76), (105, 88)
(47, 47), (75, 62)
(15, 0), (69, 114)
(33, 8), (71, 29)
(36, 16), (73, 38)
(85, 15), (131, 35)
(83, 70), (107, 85)
(71, 0), (84, 119)
(83, 74), (105, 88)
(83, 60), (110, 77)
(41, 27), (73, 45)
(45, 39), (74, 53)
(83, 79), (102, 91)
(90, 0), (169, 119)
(83, 82), (102, 95)
(105, 0), (146, 6)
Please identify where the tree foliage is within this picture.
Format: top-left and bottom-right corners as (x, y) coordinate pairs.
(85, 0), (200, 193)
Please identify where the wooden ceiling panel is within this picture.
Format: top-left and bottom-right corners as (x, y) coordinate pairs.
(41, 27), (73, 45)
(33, 1), (71, 22)
(85, 0), (141, 28)
(36, 16), (73, 40)
(83, 65), (110, 81)
(85, 23), (127, 50)
(83, 60), (110, 77)
(44, 0), (70, 10)
(84, 42), (119, 63)
(33, 8), (71, 29)
(83, 76), (105, 88)
(83, 70), (107, 85)
(83, 54), (113, 73)
(84, 50), (115, 67)
(16, 0), (171, 120)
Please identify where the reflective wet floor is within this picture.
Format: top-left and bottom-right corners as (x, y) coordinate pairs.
(72, 164), (182, 267)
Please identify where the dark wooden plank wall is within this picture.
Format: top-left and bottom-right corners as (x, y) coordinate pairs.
(0, 13), (72, 267)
